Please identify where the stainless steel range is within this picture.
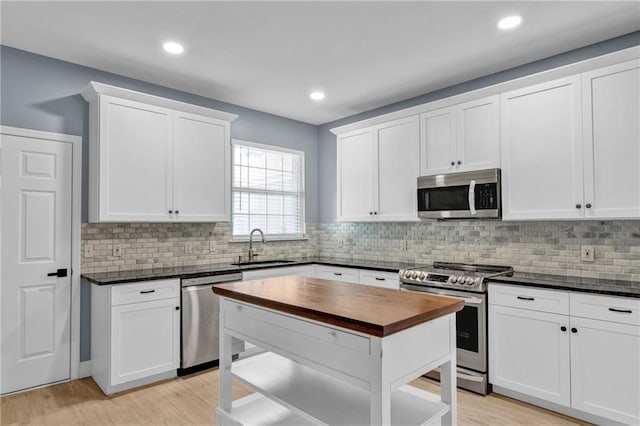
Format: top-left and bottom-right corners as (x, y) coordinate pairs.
(399, 262), (513, 395)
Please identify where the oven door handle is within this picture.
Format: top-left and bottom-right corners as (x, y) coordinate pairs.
(468, 180), (477, 215)
(402, 287), (483, 305)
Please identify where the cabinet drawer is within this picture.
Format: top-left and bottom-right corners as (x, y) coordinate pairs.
(570, 293), (640, 325)
(314, 265), (360, 284)
(359, 270), (399, 289)
(489, 283), (569, 315)
(111, 279), (180, 306)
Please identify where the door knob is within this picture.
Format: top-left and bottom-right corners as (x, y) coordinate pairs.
(47, 268), (68, 278)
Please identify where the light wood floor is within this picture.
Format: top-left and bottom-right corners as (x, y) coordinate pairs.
(1, 368), (591, 425)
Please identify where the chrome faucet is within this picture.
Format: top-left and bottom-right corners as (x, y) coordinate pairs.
(248, 228), (265, 263)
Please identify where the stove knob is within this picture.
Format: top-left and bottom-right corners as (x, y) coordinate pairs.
(418, 272), (426, 280)
(410, 271), (418, 279)
(399, 270), (406, 279)
(466, 277), (475, 285)
(450, 275), (458, 283)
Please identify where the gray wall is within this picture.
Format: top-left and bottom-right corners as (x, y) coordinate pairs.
(0, 45), (319, 223)
(317, 31), (640, 223)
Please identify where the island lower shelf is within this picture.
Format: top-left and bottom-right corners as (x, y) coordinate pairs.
(219, 351), (449, 426)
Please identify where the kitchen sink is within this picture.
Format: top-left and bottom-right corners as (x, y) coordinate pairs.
(232, 260), (297, 268)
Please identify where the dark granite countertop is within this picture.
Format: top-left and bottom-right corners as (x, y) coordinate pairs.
(81, 257), (417, 285)
(489, 272), (640, 298)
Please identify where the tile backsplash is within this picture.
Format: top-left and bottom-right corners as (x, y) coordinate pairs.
(81, 220), (639, 282)
(316, 220), (639, 281)
(81, 222), (319, 274)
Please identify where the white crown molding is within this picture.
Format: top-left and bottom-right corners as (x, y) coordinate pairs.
(330, 45), (640, 135)
(81, 81), (239, 122)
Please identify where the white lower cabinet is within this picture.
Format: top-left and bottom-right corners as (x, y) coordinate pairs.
(91, 279), (180, 394)
(358, 270), (400, 289)
(489, 284), (640, 425)
(489, 304), (571, 406)
(241, 265), (314, 281)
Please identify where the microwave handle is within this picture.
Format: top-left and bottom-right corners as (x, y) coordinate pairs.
(468, 180), (477, 215)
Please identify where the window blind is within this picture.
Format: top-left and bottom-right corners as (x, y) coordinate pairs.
(232, 141), (305, 238)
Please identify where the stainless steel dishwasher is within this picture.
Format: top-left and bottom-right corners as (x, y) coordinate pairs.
(180, 272), (244, 371)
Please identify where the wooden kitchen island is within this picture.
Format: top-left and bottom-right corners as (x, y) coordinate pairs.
(212, 276), (464, 426)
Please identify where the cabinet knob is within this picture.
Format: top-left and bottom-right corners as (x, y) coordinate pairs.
(571, 327), (578, 334)
(168, 210), (173, 214)
(369, 211), (373, 215)
(175, 210), (180, 214)
(175, 306), (180, 311)
(451, 161), (455, 166)
(585, 203), (592, 209)
(575, 204), (582, 209)
(374, 211), (378, 215)
(560, 326), (567, 332)
(457, 160), (462, 165)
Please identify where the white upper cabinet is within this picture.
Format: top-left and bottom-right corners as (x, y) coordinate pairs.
(337, 116), (419, 222)
(83, 82), (237, 222)
(582, 59), (640, 219)
(500, 76), (584, 220)
(420, 95), (499, 175)
(501, 60), (640, 221)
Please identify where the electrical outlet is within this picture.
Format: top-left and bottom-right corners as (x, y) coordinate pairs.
(400, 240), (407, 251)
(337, 239), (344, 248)
(112, 245), (122, 257)
(581, 245), (595, 262)
(84, 245), (93, 258)
(185, 242), (193, 254)
(209, 240), (216, 252)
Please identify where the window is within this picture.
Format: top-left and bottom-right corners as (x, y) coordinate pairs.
(232, 140), (305, 239)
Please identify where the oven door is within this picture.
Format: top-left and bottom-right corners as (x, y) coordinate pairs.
(402, 285), (487, 373)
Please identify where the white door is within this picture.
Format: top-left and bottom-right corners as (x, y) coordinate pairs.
(420, 106), (457, 175)
(173, 112), (230, 222)
(500, 76), (584, 220)
(582, 60), (640, 219)
(1, 135), (72, 394)
(111, 298), (180, 386)
(570, 317), (640, 425)
(456, 96), (500, 172)
(337, 128), (374, 221)
(99, 96), (172, 221)
(374, 115), (420, 221)
(488, 305), (571, 406)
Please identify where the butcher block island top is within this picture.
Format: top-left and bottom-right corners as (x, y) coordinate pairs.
(212, 275), (464, 337)
(215, 275), (464, 426)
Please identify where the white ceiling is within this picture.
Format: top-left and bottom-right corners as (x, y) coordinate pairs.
(1, 1), (639, 125)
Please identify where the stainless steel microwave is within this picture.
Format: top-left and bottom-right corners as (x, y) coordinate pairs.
(417, 168), (501, 219)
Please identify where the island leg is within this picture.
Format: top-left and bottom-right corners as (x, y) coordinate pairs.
(370, 338), (391, 425)
(218, 302), (232, 413)
(441, 314), (458, 425)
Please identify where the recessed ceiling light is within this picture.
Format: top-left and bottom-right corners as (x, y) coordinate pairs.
(310, 91), (325, 101)
(497, 15), (522, 30)
(163, 41), (184, 54)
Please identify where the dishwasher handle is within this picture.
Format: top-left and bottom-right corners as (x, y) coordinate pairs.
(181, 272), (243, 287)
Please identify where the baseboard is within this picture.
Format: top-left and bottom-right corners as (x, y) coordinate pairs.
(492, 385), (628, 426)
(78, 361), (92, 378)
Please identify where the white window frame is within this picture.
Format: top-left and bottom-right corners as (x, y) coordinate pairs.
(231, 139), (306, 241)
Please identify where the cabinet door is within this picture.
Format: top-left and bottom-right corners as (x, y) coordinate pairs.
(241, 265), (314, 281)
(489, 305), (570, 406)
(420, 106), (456, 175)
(500, 76), (584, 220)
(358, 270), (399, 289)
(582, 60), (640, 219)
(99, 96), (172, 221)
(337, 128), (374, 221)
(111, 298), (180, 385)
(456, 96), (500, 172)
(173, 112), (230, 222)
(570, 317), (640, 424)
(374, 116), (420, 221)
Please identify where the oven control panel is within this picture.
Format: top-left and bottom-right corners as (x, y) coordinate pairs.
(399, 269), (484, 292)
